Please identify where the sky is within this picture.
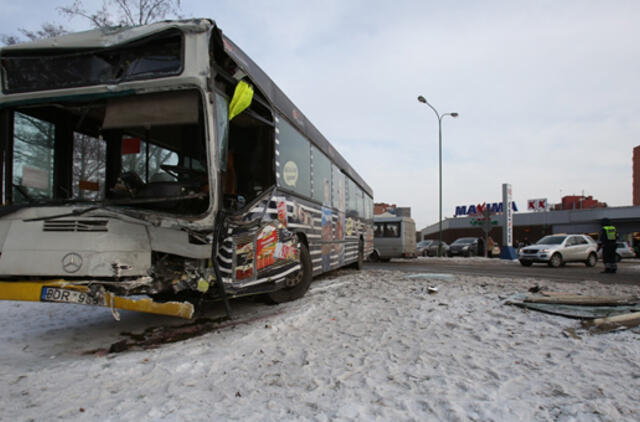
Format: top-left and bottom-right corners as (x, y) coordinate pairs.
(2, 0), (640, 229)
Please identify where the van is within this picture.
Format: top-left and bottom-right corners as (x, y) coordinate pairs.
(371, 216), (417, 261)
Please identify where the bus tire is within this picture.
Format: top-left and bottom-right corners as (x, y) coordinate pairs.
(267, 241), (312, 304)
(352, 239), (364, 270)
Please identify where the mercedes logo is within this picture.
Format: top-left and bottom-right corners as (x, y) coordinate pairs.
(62, 253), (83, 273)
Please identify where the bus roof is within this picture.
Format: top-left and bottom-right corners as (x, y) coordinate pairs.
(0, 18), (373, 198)
(0, 19), (210, 51)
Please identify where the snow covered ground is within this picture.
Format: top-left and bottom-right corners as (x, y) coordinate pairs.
(1, 268), (640, 421)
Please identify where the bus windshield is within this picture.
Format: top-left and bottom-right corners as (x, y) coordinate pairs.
(9, 89), (209, 215)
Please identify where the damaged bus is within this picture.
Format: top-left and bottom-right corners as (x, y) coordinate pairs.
(0, 19), (374, 319)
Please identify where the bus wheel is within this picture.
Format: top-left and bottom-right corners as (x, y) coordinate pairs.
(352, 239), (364, 270)
(267, 242), (312, 303)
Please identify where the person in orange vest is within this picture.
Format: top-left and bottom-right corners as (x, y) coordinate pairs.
(598, 218), (617, 273)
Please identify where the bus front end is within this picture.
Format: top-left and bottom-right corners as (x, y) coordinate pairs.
(0, 20), (220, 318)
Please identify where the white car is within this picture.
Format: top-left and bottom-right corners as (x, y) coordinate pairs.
(597, 241), (636, 262)
(519, 234), (598, 267)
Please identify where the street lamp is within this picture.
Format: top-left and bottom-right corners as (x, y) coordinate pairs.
(417, 95), (458, 257)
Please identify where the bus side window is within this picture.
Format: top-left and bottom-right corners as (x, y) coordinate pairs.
(215, 93), (236, 196)
(311, 145), (331, 205)
(332, 165), (345, 212)
(276, 118), (310, 197)
(346, 178), (358, 218)
(385, 223), (400, 238)
(215, 93), (229, 171)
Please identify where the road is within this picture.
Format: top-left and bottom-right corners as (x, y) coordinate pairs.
(365, 257), (640, 285)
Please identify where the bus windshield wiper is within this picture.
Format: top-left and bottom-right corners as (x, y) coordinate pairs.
(23, 205), (105, 222)
(23, 192), (207, 222)
(105, 192), (207, 206)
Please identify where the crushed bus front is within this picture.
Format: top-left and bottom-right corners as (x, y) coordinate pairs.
(0, 19), (373, 319)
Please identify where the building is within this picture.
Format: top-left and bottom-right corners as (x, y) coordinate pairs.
(554, 195), (606, 210)
(420, 205), (640, 245)
(374, 203), (411, 217)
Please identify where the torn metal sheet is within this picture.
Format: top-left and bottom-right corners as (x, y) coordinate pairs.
(0, 280), (194, 319)
(505, 293), (640, 319)
(523, 294), (639, 306)
(582, 312), (640, 333)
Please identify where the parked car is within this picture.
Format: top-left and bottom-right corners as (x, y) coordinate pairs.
(597, 241), (636, 262)
(417, 240), (435, 257)
(426, 241), (449, 257)
(448, 237), (481, 257)
(519, 234), (598, 267)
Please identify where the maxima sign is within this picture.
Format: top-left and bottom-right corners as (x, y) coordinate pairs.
(455, 202), (519, 217)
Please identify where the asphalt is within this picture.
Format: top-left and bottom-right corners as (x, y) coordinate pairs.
(365, 258), (640, 285)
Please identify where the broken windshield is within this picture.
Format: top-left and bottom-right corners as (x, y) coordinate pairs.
(8, 89), (210, 216)
(1, 30), (182, 94)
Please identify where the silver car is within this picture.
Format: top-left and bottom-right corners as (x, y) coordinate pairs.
(597, 241), (636, 261)
(519, 234), (598, 267)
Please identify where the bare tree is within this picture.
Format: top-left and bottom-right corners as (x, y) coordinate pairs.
(0, 35), (20, 46)
(2, 0), (182, 45)
(1, 23), (67, 45)
(59, 0), (183, 28)
(19, 23), (68, 42)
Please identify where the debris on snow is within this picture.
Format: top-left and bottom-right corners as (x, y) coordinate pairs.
(583, 311), (640, 333)
(2, 270), (640, 421)
(507, 291), (640, 334)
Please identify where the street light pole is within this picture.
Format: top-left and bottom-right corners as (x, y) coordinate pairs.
(417, 96), (458, 257)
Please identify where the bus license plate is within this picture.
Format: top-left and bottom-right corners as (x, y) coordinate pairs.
(41, 287), (103, 306)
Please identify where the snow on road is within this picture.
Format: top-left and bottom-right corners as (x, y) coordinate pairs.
(1, 269), (639, 421)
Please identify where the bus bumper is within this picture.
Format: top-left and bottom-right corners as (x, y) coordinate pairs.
(0, 280), (194, 319)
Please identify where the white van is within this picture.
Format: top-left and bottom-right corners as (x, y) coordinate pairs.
(371, 216), (417, 261)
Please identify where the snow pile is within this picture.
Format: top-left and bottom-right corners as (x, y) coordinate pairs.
(1, 270), (639, 421)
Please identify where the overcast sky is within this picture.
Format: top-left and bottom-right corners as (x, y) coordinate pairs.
(2, 1), (640, 229)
